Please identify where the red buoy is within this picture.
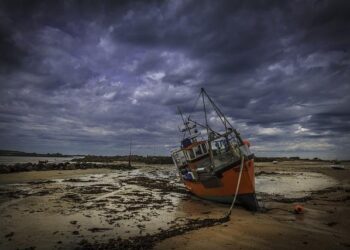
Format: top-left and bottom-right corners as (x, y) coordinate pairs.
(243, 140), (251, 148)
(294, 204), (304, 214)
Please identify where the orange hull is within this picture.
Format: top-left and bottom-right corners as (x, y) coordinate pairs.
(183, 159), (256, 207)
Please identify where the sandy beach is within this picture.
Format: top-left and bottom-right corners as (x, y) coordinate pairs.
(0, 161), (349, 250)
(1, 1), (349, 249)
(157, 161), (350, 250)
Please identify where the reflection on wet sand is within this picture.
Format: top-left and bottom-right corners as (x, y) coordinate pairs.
(0, 166), (223, 249)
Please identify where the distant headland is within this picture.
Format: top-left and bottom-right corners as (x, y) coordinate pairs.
(0, 150), (75, 157)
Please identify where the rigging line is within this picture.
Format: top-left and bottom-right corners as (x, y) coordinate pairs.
(187, 118), (220, 136)
(202, 89), (215, 169)
(187, 88), (203, 121)
(177, 106), (191, 139)
(202, 89), (209, 135)
(201, 88), (228, 131)
(203, 89), (244, 145)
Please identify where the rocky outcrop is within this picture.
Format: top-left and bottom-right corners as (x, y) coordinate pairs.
(0, 162), (135, 174)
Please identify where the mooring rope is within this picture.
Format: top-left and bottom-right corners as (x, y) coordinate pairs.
(225, 155), (245, 218)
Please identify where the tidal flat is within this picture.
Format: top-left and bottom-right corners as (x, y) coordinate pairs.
(0, 161), (349, 250)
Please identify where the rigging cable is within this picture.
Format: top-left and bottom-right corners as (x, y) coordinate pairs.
(187, 89), (204, 121)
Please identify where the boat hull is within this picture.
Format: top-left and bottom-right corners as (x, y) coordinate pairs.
(183, 159), (258, 211)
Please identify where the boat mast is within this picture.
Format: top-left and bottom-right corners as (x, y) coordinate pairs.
(201, 88), (215, 168)
(177, 106), (192, 138)
(201, 88), (244, 146)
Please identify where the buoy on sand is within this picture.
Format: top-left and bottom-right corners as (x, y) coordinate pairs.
(294, 204), (304, 214)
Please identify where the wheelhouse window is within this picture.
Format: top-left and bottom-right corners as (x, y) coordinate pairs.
(188, 149), (195, 159)
(201, 143), (207, 153)
(184, 143), (208, 161)
(195, 145), (202, 156)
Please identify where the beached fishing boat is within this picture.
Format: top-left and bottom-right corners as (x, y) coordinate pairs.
(171, 88), (259, 211)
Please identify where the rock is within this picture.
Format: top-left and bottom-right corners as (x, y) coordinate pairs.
(88, 227), (112, 233)
(5, 232), (14, 238)
(25, 165), (33, 171)
(325, 221), (337, 227)
(61, 193), (84, 202)
(0, 165), (10, 173)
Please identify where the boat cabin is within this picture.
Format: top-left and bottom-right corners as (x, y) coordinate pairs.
(171, 133), (248, 182)
(183, 141), (208, 162)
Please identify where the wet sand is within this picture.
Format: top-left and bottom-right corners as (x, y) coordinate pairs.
(0, 161), (349, 250)
(156, 162), (350, 250)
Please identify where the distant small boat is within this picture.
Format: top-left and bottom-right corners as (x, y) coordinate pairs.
(171, 88), (258, 211)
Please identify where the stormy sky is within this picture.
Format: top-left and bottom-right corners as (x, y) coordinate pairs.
(0, 0), (349, 159)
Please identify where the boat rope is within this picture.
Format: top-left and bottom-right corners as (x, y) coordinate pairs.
(225, 154), (245, 218)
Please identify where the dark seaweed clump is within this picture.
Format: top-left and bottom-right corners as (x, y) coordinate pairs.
(77, 217), (230, 250)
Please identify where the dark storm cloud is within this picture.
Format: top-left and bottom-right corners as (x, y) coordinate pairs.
(0, 0), (349, 159)
(0, 21), (26, 72)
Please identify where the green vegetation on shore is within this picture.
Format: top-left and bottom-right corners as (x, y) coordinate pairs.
(73, 155), (173, 165)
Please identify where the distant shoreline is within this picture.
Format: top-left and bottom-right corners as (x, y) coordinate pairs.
(0, 156), (347, 174)
(1, 149), (348, 163)
(0, 161), (136, 174)
(0, 155), (75, 158)
(0, 150), (78, 158)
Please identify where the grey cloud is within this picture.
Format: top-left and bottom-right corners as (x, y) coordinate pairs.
(0, 0), (349, 159)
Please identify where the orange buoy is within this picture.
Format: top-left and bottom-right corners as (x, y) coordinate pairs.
(243, 140), (251, 148)
(294, 204), (304, 214)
